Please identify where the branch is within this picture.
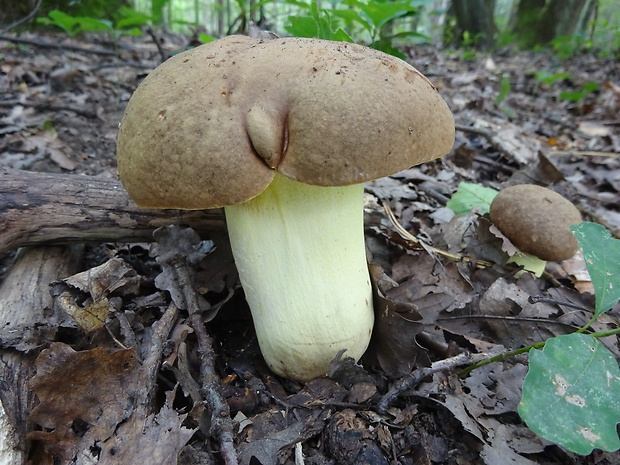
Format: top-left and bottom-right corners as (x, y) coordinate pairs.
(0, 169), (225, 254)
(0, 0), (44, 34)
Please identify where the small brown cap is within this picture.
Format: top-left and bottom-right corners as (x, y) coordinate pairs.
(117, 36), (455, 209)
(489, 184), (582, 261)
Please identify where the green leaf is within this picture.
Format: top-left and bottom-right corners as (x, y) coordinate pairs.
(560, 90), (586, 102)
(199, 34), (215, 44)
(37, 10), (79, 35)
(332, 28), (354, 43)
(329, 8), (372, 33)
(495, 74), (511, 104)
(285, 0), (312, 8)
(534, 70), (572, 85)
(285, 16), (319, 38)
(344, 0), (418, 30)
(571, 222), (620, 316)
(519, 333), (620, 455)
(370, 39), (406, 59)
(446, 182), (499, 215)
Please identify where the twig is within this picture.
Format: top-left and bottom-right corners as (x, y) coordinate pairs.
(0, 0), (43, 33)
(382, 202), (495, 269)
(377, 351), (494, 413)
(155, 225), (238, 465)
(139, 302), (180, 408)
(146, 27), (168, 62)
(191, 313), (238, 465)
(0, 99), (99, 118)
(0, 33), (119, 55)
(547, 150), (619, 157)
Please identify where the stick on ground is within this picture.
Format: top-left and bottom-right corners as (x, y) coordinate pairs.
(0, 169), (225, 254)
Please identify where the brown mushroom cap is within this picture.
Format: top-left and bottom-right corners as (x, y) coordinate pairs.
(117, 35), (455, 209)
(489, 184), (582, 262)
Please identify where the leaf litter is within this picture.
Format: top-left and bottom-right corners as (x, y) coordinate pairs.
(0, 31), (619, 464)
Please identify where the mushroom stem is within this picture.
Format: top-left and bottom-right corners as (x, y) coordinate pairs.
(224, 173), (374, 381)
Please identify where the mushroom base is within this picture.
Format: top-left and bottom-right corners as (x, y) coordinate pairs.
(224, 173), (374, 382)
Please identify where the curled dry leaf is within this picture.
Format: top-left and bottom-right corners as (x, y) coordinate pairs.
(57, 257), (141, 332)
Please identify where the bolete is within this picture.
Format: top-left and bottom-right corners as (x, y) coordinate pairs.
(116, 35), (455, 381)
(489, 184), (582, 276)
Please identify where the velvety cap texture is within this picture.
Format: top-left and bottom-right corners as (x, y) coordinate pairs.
(117, 35), (455, 209)
(489, 184), (582, 261)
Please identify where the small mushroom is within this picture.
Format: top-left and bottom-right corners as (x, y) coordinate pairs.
(116, 36), (455, 381)
(489, 184), (582, 275)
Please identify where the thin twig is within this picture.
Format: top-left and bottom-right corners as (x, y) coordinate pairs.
(146, 27), (168, 62)
(0, 34), (118, 55)
(0, 0), (44, 33)
(382, 202), (495, 269)
(377, 352), (494, 413)
(547, 150), (619, 157)
(158, 225), (238, 465)
(191, 313), (238, 465)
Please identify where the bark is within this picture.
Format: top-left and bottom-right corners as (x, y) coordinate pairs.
(0, 169), (225, 255)
(447, 0), (497, 50)
(0, 245), (84, 464)
(511, 0), (589, 48)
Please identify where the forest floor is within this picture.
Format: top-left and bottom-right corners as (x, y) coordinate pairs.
(0, 31), (619, 465)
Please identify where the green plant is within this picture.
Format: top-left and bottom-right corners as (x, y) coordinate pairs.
(285, 1), (353, 42)
(285, 0), (430, 59)
(534, 70), (572, 86)
(494, 73), (516, 117)
(559, 81), (600, 103)
(37, 7), (152, 37)
(550, 34), (593, 59)
(533, 71), (600, 110)
(448, 183), (620, 455)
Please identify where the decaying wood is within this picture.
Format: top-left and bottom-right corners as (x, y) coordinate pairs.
(0, 169), (225, 255)
(0, 245), (84, 464)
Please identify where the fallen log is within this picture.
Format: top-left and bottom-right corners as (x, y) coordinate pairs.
(0, 169), (225, 255)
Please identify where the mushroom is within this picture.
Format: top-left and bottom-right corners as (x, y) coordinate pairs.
(116, 35), (455, 381)
(489, 184), (582, 276)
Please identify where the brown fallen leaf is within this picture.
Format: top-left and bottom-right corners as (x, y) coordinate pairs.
(96, 390), (195, 465)
(28, 343), (143, 462)
(362, 265), (428, 378)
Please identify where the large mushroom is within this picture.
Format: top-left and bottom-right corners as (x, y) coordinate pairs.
(116, 35), (455, 381)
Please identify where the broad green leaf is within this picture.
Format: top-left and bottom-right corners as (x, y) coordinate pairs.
(571, 222), (620, 316)
(74, 17), (113, 34)
(560, 90), (586, 102)
(370, 39), (406, 59)
(285, 15), (320, 38)
(446, 182), (499, 215)
(385, 30), (430, 42)
(519, 333), (620, 455)
(285, 0), (313, 8)
(199, 34), (215, 44)
(38, 10), (79, 35)
(344, 0), (418, 29)
(116, 10), (152, 29)
(332, 28), (354, 43)
(535, 70), (572, 85)
(329, 9), (372, 33)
